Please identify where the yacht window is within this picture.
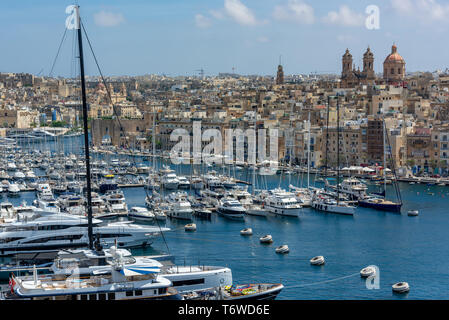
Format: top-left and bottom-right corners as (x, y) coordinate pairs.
(98, 293), (106, 300)
(172, 278), (205, 286)
(80, 295), (88, 300)
(108, 293), (115, 300)
(158, 288), (167, 294)
(135, 290), (142, 296)
(126, 291), (133, 297)
(89, 294), (97, 300)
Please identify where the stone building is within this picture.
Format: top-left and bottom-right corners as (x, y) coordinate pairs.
(340, 47), (376, 88)
(383, 44), (406, 84)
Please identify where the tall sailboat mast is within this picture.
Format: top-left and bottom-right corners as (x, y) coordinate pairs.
(307, 111), (311, 189)
(383, 118), (387, 197)
(75, 6), (94, 249)
(336, 96), (340, 205)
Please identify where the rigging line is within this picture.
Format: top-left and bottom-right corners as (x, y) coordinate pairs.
(283, 272), (360, 290)
(49, 27), (68, 78)
(80, 20), (171, 254)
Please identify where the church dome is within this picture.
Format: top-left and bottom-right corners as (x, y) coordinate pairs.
(384, 44), (404, 63)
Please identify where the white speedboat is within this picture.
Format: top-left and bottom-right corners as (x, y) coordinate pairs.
(407, 210), (419, 216)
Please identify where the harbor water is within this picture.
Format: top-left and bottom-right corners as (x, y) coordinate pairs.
(4, 135), (449, 299)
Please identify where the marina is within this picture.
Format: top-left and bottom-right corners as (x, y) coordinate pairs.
(1, 137), (449, 298)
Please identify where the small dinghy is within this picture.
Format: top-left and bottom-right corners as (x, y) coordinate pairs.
(392, 282), (409, 293)
(185, 223), (197, 232)
(240, 228), (253, 236)
(259, 234), (273, 244)
(310, 256), (325, 266)
(407, 210), (419, 216)
(360, 266), (376, 278)
(275, 245), (289, 254)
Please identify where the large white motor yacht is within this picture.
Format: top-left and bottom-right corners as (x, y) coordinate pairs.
(264, 189), (302, 217)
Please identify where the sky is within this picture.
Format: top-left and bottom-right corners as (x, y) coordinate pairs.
(0, 0), (448, 77)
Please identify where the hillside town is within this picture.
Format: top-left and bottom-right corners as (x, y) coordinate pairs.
(2, 44), (449, 177)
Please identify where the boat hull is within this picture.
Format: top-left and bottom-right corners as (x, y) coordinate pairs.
(358, 200), (402, 213)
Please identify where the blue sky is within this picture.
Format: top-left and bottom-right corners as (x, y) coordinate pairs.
(0, 0), (448, 77)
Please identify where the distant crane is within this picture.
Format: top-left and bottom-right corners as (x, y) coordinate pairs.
(195, 69), (205, 79)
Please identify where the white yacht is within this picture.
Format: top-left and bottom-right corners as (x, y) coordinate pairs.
(161, 173), (179, 190)
(311, 191), (356, 215)
(217, 199), (246, 220)
(327, 178), (367, 200)
(177, 176), (191, 189)
(167, 193), (193, 220)
(102, 190), (128, 218)
(0, 213), (170, 256)
(47, 248), (233, 294)
(7, 183), (21, 197)
(2, 253), (181, 300)
(128, 207), (155, 222)
(58, 195), (85, 216)
(264, 189), (302, 217)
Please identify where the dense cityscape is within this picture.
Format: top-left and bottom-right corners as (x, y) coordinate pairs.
(2, 43), (449, 178)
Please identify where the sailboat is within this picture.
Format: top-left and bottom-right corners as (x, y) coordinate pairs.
(311, 95), (356, 215)
(358, 119), (402, 212)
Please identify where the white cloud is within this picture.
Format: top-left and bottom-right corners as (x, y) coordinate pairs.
(224, 0), (258, 26)
(273, 0), (315, 24)
(322, 5), (365, 27)
(257, 36), (269, 43)
(195, 14), (212, 28)
(209, 9), (225, 20)
(94, 11), (125, 27)
(391, 0), (449, 22)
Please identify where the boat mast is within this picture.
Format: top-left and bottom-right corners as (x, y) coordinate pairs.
(383, 118), (387, 198)
(152, 105), (156, 172)
(252, 104), (257, 196)
(307, 111), (311, 189)
(336, 96), (340, 205)
(75, 6), (94, 249)
(324, 96), (331, 191)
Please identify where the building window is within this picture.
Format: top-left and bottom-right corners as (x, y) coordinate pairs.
(391, 68), (395, 74)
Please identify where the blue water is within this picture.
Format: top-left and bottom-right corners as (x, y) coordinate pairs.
(7, 136), (449, 299)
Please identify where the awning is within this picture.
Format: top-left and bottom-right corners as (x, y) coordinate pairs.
(120, 265), (161, 276)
